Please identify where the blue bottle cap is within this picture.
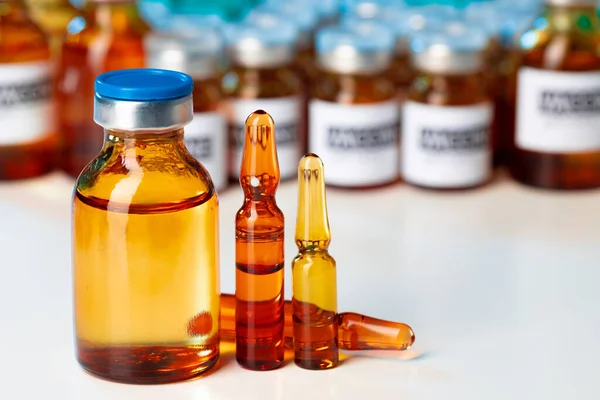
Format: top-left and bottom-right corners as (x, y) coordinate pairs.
(404, 5), (462, 33)
(410, 21), (489, 55)
(316, 21), (395, 54)
(342, 0), (407, 19)
(225, 19), (298, 48)
(248, 4), (319, 34)
(95, 69), (194, 102)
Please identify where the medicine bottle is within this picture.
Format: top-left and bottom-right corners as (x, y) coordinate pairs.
(223, 20), (304, 181)
(0, 0), (57, 180)
(512, 0), (600, 189)
(309, 22), (399, 189)
(146, 31), (228, 192)
(402, 26), (493, 190)
(24, 0), (79, 55)
(73, 69), (220, 384)
(57, 0), (149, 177)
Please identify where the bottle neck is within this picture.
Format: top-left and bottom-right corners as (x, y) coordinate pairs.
(104, 128), (184, 146)
(85, 0), (144, 31)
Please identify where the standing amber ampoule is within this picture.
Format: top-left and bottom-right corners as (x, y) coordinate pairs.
(0, 0), (57, 180)
(235, 110), (285, 371)
(512, 0), (600, 189)
(24, 0), (79, 55)
(57, 0), (149, 177)
(292, 154), (339, 370)
(220, 293), (415, 351)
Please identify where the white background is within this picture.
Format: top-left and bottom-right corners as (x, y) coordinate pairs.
(1, 171), (599, 399)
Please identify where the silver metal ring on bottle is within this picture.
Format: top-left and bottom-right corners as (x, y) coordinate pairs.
(94, 94), (193, 131)
(228, 43), (295, 68)
(411, 49), (483, 75)
(318, 50), (391, 75)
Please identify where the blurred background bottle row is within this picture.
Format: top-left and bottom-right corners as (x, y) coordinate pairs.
(1, 0), (599, 190)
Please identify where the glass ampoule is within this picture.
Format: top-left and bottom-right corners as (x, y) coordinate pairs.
(57, 0), (149, 177)
(146, 30), (228, 192)
(73, 69), (220, 384)
(310, 21), (399, 189)
(24, 0), (79, 55)
(512, 0), (600, 189)
(223, 19), (304, 182)
(402, 24), (494, 190)
(292, 154), (339, 370)
(235, 110), (285, 371)
(0, 0), (57, 180)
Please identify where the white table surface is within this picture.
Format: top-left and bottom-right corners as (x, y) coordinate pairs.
(1, 171), (599, 399)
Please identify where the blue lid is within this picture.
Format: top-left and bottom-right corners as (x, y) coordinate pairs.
(410, 21), (489, 54)
(225, 19), (298, 47)
(342, 0), (407, 19)
(249, 4), (318, 33)
(316, 21), (394, 53)
(95, 69), (194, 102)
(403, 5), (462, 33)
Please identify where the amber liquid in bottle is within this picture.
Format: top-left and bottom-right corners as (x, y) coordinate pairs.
(0, 0), (57, 180)
(24, 0), (79, 55)
(73, 129), (220, 384)
(235, 111), (285, 371)
(57, 0), (149, 177)
(389, 50), (414, 102)
(511, 3), (600, 189)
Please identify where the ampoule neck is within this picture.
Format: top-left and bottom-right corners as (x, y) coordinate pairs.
(85, 0), (146, 31)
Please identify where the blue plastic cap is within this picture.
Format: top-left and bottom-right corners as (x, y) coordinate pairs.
(95, 69), (194, 102)
(410, 21), (489, 54)
(342, 0), (407, 19)
(249, 4), (319, 33)
(225, 19), (298, 47)
(403, 5), (462, 33)
(316, 21), (395, 54)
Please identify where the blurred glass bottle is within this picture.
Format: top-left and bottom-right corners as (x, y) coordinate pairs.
(24, 0), (79, 55)
(146, 30), (229, 192)
(56, 0), (150, 178)
(223, 19), (304, 182)
(512, 0), (600, 189)
(0, 0), (57, 180)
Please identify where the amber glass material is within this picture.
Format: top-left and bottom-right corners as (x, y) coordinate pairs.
(0, 0), (57, 180)
(235, 111), (285, 371)
(24, 0), (79, 55)
(220, 294), (415, 351)
(511, 4), (600, 189)
(193, 76), (222, 114)
(223, 64), (304, 181)
(389, 52), (413, 101)
(73, 129), (220, 384)
(291, 154), (338, 370)
(492, 46), (519, 165)
(57, 0), (149, 177)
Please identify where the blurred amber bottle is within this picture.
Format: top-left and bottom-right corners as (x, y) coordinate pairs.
(57, 0), (149, 178)
(513, 0), (600, 189)
(24, 0), (79, 55)
(223, 20), (304, 182)
(309, 22), (399, 189)
(0, 0), (57, 180)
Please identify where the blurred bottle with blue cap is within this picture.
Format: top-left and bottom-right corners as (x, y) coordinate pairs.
(145, 29), (229, 192)
(73, 68), (220, 384)
(402, 23), (494, 190)
(223, 18), (304, 182)
(56, 0), (150, 177)
(512, 0), (600, 189)
(309, 21), (399, 189)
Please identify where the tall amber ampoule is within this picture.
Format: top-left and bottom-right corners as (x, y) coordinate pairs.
(235, 110), (285, 371)
(0, 0), (57, 180)
(73, 69), (220, 384)
(512, 0), (600, 189)
(220, 294), (415, 351)
(24, 0), (79, 55)
(292, 154), (339, 370)
(57, 0), (149, 177)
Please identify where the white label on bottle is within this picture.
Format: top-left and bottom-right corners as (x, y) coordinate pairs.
(0, 61), (54, 145)
(228, 96), (302, 179)
(402, 101), (492, 188)
(309, 99), (400, 186)
(516, 67), (600, 153)
(185, 112), (227, 191)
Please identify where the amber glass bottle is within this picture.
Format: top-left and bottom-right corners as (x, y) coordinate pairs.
(309, 22), (398, 189)
(24, 0), (79, 55)
(73, 69), (220, 384)
(512, 0), (600, 189)
(223, 21), (304, 182)
(57, 0), (149, 177)
(0, 0), (57, 180)
(402, 25), (493, 190)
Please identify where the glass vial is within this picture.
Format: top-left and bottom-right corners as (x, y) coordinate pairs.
(73, 69), (220, 384)
(223, 19), (304, 182)
(402, 25), (493, 190)
(309, 22), (399, 189)
(146, 30), (228, 192)
(24, 0), (79, 55)
(57, 0), (149, 177)
(0, 0), (57, 180)
(512, 0), (600, 189)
